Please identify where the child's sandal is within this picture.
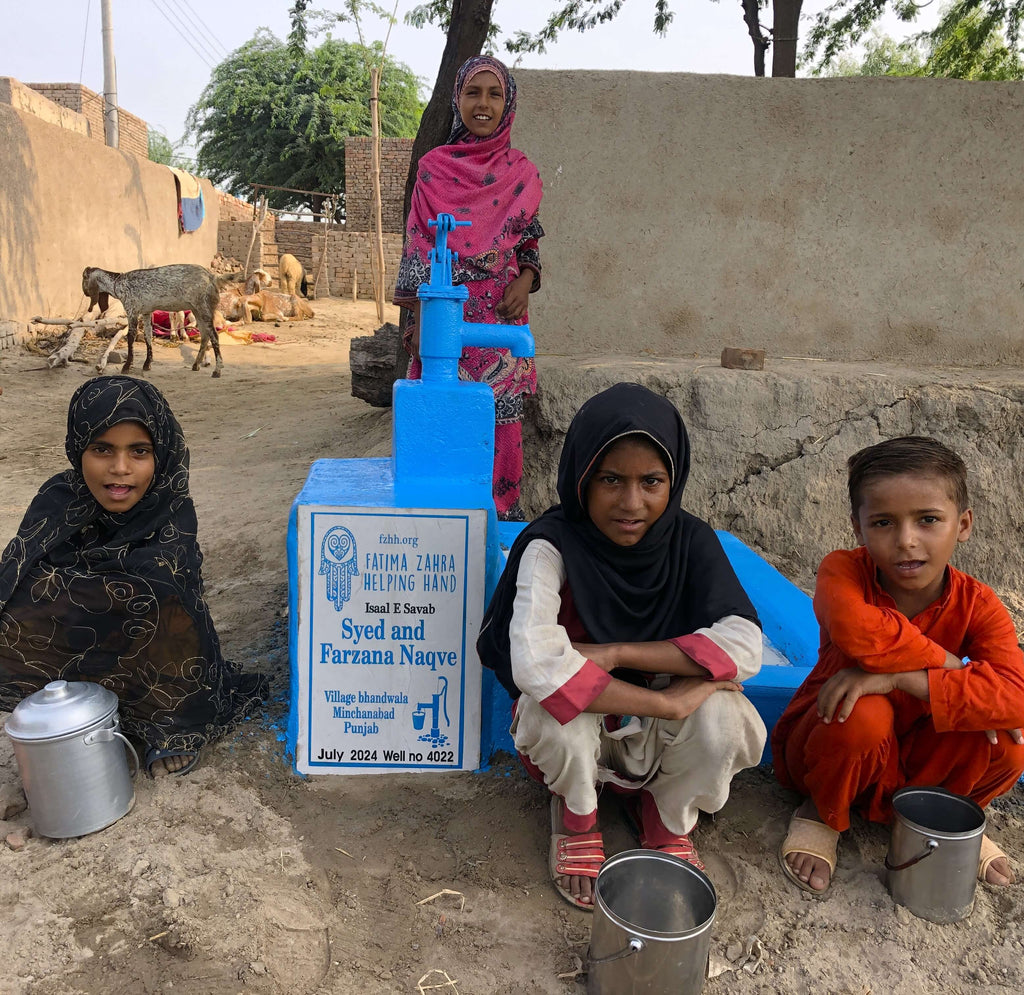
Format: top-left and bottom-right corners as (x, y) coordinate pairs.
(549, 795), (604, 911)
(978, 834), (1014, 884)
(779, 812), (838, 895)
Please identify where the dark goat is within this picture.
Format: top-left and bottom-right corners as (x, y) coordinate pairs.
(82, 264), (236, 378)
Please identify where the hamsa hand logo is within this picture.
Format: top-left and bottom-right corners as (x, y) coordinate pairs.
(320, 526), (359, 611)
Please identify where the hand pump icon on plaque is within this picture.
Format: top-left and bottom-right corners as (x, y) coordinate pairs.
(412, 675), (450, 747)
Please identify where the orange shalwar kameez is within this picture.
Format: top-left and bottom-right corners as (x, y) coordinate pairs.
(771, 547), (1024, 832)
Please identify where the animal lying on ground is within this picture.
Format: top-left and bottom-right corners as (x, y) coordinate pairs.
(246, 290), (314, 322)
(218, 284), (254, 324)
(83, 264), (241, 378)
(278, 253), (309, 297)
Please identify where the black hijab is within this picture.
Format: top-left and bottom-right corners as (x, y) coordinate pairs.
(477, 383), (759, 697)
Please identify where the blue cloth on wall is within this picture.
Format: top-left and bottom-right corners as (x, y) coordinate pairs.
(180, 186), (205, 233)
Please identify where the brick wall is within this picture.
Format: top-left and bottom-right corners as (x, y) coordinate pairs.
(219, 217), (401, 298)
(218, 190), (255, 222)
(26, 82), (147, 156)
(0, 77), (90, 137)
(310, 229), (403, 299)
(217, 220), (273, 272)
(276, 221), (316, 272)
(344, 136), (411, 233)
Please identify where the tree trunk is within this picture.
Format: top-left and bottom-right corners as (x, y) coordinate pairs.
(741, 0), (770, 77)
(771, 0), (803, 77)
(401, 0), (496, 224)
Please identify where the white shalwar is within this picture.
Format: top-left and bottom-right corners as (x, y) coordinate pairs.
(509, 539), (767, 834)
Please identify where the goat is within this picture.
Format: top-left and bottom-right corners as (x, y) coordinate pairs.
(83, 264), (240, 378)
(245, 290), (314, 322)
(278, 253), (309, 297)
(244, 268), (271, 294)
(218, 284), (255, 324)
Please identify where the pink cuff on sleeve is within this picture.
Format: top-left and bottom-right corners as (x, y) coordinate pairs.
(540, 660), (612, 724)
(671, 634), (738, 681)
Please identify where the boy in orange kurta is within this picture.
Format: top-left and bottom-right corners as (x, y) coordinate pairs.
(772, 436), (1024, 894)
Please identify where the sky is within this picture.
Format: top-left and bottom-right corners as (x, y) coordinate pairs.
(0, 0), (932, 165)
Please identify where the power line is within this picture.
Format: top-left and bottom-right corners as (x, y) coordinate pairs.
(172, 0), (231, 58)
(146, 0), (215, 70)
(79, 0), (92, 83)
(161, 0), (226, 65)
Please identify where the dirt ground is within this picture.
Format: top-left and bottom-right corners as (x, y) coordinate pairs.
(1, 298), (1023, 995)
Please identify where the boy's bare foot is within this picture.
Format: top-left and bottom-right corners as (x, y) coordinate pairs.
(550, 795), (603, 909)
(783, 799), (835, 893)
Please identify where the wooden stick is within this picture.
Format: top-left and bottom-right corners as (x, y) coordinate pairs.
(96, 328), (129, 371)
(370, 67), (386, 324)
(31, 316), (125, 331)
(47, 328), (85, 367)
(352, 267), (358, 303)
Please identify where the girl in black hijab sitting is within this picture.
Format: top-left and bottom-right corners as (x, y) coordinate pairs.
(0, 376), (266, 776)
(478, 383), (766, 909)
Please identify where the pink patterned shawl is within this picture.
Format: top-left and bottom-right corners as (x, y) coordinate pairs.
(395, 56), (544, 406)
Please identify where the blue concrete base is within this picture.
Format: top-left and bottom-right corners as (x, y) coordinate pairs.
(481, 526), (816, 765)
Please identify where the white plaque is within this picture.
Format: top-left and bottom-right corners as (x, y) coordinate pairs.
(295, 507), (486, 774)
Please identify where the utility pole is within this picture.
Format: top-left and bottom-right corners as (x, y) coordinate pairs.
(101, 0), (119, 148)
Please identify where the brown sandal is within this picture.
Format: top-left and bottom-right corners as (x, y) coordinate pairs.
(978, 834), (1015, 884)
(779, 812), (838, 895)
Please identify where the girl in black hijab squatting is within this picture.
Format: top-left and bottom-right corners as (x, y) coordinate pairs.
(0, 377), (267, 776)
(478, 383), (766, 909)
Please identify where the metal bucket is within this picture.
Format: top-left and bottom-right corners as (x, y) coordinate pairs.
(885, 786), (984, 924)
(4, 680), (139, 839)
(588, 849), (717, 995)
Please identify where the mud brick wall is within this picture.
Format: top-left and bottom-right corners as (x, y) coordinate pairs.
(218, 190), (255, 222)
(276, 222), (316, 272)
(344, 136), (412, 234)
(217, 219), (273, 272)
(308, 229), (403, 299)
(0, 77), (90, 137)
(26, 82), (147, 157)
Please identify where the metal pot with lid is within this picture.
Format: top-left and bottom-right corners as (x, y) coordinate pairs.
(4, 680), (139, 838)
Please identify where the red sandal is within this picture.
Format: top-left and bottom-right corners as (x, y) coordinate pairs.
(627, 793), (705, 870)
(549, 795), (605, 911)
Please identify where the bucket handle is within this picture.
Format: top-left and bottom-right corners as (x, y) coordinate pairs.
(885, 838), (938, 872)
(83, 727), (141, 779)
(587, 937), (645, 966)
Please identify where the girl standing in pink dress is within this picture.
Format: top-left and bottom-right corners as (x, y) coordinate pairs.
(394, 56), (544, 520)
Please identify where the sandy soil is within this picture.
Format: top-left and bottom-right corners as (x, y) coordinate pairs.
(1, 299), (1023, 995)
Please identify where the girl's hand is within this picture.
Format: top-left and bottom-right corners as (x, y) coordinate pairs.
(817, 667), (896, 724)
(985, 728), (1024, 745)
(659, 676), (742, 721)
(496, 271), (533, 320)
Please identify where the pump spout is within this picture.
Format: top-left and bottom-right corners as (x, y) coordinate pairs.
(461, 320), (535, 359)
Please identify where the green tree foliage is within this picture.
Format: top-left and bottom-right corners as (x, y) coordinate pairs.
(147, 128), (177, 165)
(185, 30), (422, 217)
(803, 0), (1024, 75)
(815, 4), (1024, 78)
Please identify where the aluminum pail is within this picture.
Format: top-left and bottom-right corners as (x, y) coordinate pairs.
(4, 681), (139, 838)
(588, 849), (717, 994)
(885, 786), (984, 924)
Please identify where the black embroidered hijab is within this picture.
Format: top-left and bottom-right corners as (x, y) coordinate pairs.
(0, 376), (266, 752)
(477, 382), (759, 696)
